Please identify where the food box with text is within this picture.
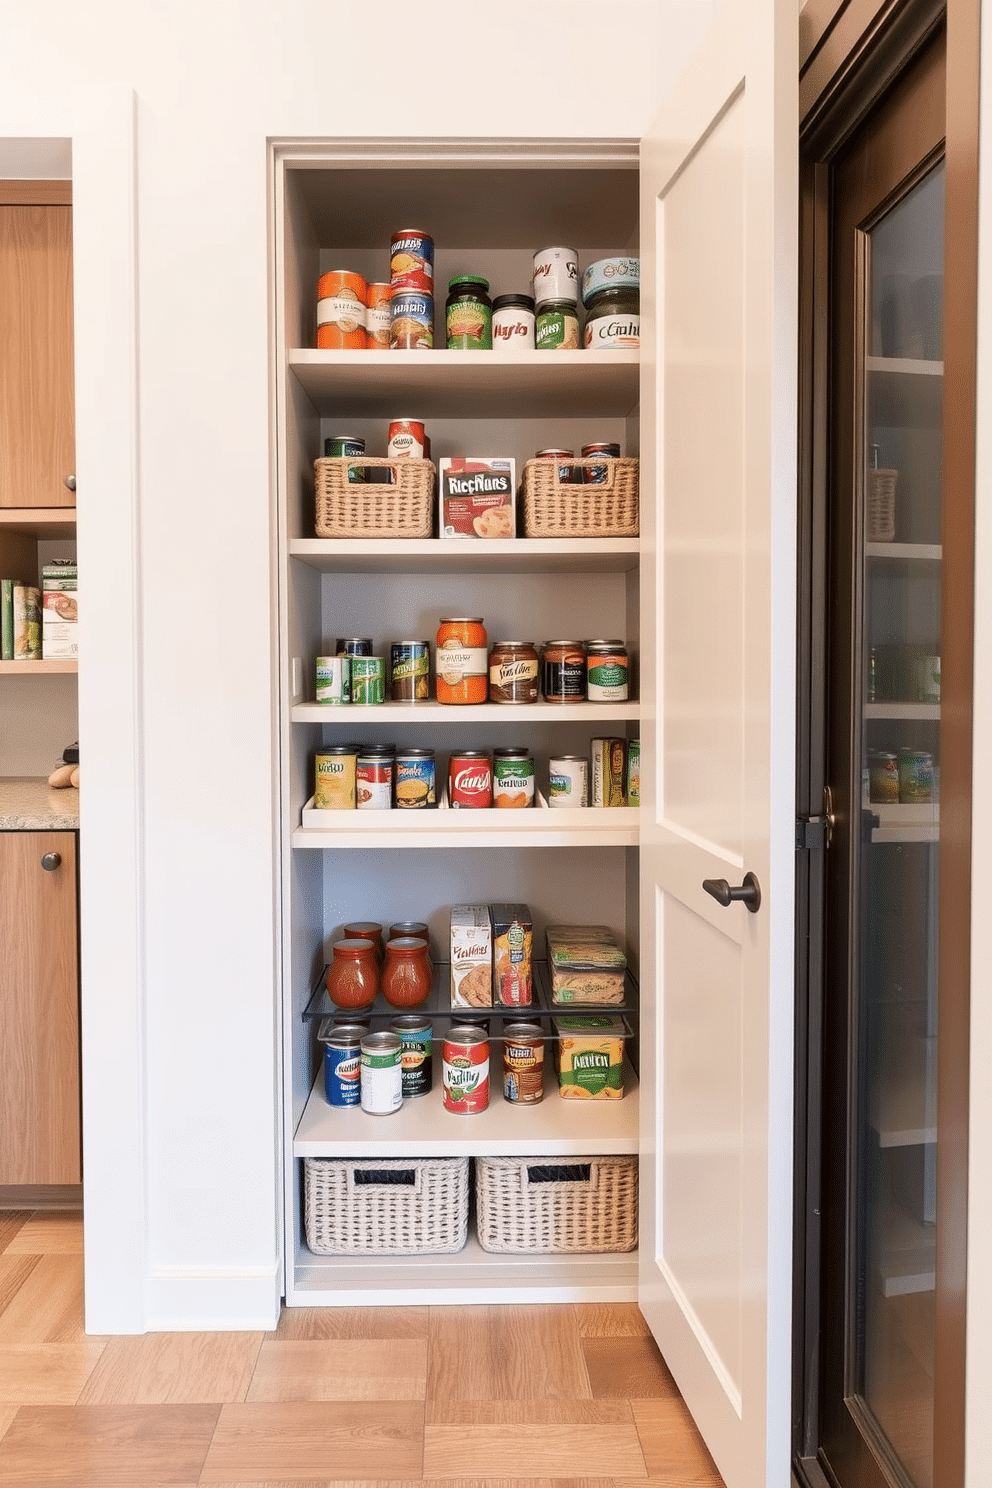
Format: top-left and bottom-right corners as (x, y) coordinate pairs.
(439, 458), (516, 539)
(449, 904), (493, 1007)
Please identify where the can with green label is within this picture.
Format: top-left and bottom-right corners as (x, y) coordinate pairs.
(350, 655), (386, 705)
(626, 740), (640, 807)
(586, 640), (629, 701)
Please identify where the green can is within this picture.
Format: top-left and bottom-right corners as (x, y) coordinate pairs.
(626, 739), (640, 807)
(445, 275), (492, 349)
(535, 299), (580, 350)
(350, 655), (386, 705)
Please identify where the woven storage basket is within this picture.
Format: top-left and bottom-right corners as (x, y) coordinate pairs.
(475, 1155), (638, 1254)
(314, 457), (435, 539)
(866, 467), (897, 542)
(304, 1155), (468, 1255)
(521, 457), (639, 538)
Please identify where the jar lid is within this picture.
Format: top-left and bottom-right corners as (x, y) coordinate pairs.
(439, 616), (485, 623)
(493, 292), (535, 312)
(344, 921), (382, 932)
(332, 937), (376, 953)
(320, 744), (359, 756)
(387, 936), (429, 951)
(543, 639), (584, 647)
(448, 275), (490, 292)
(535, 449), (575, 458)
(491, 640), (535, 648)
(585, 639), (626, 649)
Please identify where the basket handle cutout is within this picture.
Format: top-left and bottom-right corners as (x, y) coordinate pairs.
(526, 1163), (592, 1185)
(352, 1168), (418, 1187)
(553, 460), (617, 492)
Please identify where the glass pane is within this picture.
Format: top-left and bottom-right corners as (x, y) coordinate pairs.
(859, 161), (943, 1488)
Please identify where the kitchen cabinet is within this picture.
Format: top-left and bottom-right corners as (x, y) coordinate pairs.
(0, 828), (80, 1185)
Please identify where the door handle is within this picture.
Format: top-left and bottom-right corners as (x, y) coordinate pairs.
(41, 852), (62, 872)
(702, 872), (761, 913)
(64, 474), (76, 491)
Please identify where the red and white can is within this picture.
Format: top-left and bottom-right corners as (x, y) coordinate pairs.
(442, 1025), (490, 1114)
(387, 419), (426, 459)
(448, 750), (493, 808)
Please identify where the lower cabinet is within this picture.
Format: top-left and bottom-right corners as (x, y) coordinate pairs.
(0, 830), (80, 1185)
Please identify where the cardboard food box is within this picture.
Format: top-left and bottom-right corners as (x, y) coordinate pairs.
(439, 457), (516, 539)
(489, 902), (533, 1006)
(12, 583), (41, 660)
(41, 562), (78, 660)
(450, 904), (493, 1007)
(554, 1013), (626, 1100)
(546, 925), (627, 1005)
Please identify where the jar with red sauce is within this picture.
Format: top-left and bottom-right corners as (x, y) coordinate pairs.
(381, 936), (433, 1009)
(435, 617), (488, 704)
(325, 938), (379, 1010)
(343, 921), (385, 967)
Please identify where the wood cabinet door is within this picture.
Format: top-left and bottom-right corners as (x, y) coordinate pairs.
(0, 831), (80, 1183)
(0, 200), (75, 509)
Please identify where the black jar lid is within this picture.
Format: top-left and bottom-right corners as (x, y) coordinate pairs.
(493, 292), (535, 312)
(447, 274), (490, 293)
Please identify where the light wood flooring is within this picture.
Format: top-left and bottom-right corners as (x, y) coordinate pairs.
(0, 1210), (724, 1488)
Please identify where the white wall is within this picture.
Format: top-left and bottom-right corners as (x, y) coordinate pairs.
(0, 0), (721, 1330)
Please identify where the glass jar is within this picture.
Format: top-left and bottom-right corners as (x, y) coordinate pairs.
(380, 936), (433, 1009)
(535, 299), (580, 350)
(541, 640), (586, 702)
(446, 275), (492, 349)
(343, 921), (385, 967)
(435, 617), (488, 704)
(583, 284), (640, 350)
(585, 640), (629, 701)
(325, 938), (379, 1010)
(489, 641), (539, 704)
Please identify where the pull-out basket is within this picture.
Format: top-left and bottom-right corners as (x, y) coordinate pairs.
(304, 1155), (468, 1254)
(314, 457), (435, 539)
(521, 457), (639, 538)
(475, 1154), (637, 1253)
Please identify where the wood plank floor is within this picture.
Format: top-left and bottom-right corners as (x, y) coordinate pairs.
(0, 1210), (724, 1488)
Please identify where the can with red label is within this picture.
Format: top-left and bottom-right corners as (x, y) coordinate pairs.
(448, 750), (493, 808)
(442, 1025), (490, 1114)
(387, 420), (426, 459)
(390, 229), (434, 292)
(356, 751), (393, 810)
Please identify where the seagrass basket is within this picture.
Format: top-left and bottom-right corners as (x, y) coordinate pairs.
(521, 456), (639, 538)
(304, 1155), (469, 1255)
(475, 1154), (638, 1254)
(314, 457), (435, 539)
(866, 467), (897, 542)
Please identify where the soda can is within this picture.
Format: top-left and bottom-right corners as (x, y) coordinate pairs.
(350, 655), (386, 705)
(389, 1015), (433, 1099)
(442, 1025), (490, 1114)
(336, 637), (373, 657)
(395, 748), (436, 809)
(626, 739), (640, 807)
(356, 751), (393, 809)
(390, 229), (434, 292)
(448, 750), (493, 808)
(390, 290), (434, 349)
(502, 1022), (545, 1104)
(548, 755), (589, 808)
(390, 641), (430, 702)
(315, 654), (350, 704)
(387, 420), (426, 459)
(323, 1025), (364, 1106)
(360, 1032), (403, 1115)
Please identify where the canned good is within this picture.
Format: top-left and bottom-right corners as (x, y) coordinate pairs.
(395, 748), (436, 809)
(390, 290), (434, 349)
(390, 641), (430, 702)
(360, 1031), (403, 1115)
(387, 420), (426, 459)
(356, 751), (393, 809)
(898, 748), (934, 803)
(448, 750), (493, 808)
(583, 284), (640, 350)
(316, 269), (367, 350)
(581, 443), (622, 483)
(541, 640), (586, 702)
(502, 1022), (545, 1104)
(336, 637), (373, 656)
(533, 245), (579, 304)
(314, 746), (357, 809)
(436, 617), (488, 705)
(535, 300), (580, 351)
(442, 1025), (490, 1114)
(536, 448), (578, 485)
(446, 275), (493, 349)
(350, 655), (386, 705)
(492, 292), (535, 349)
(323, 1025), (364, 1106)
(581, 256), (640, 305)
(324, 436), (367, 483)
(586, 640), (629, 701)
(450, 1012), (491, 1034)
(591, 738), (628, 807)
(389, 1015), (433, 1099)
(548, 755), (589, 808)
(315, 654), (350, 705)
(918, 654), (941, 703)
(489, 641), (539, 703)
(390, 229), (434, 292)
(626, 739), (640, 807)
(869, 751), (900, 803)
(493, 749), (535, 808)
(366, 282), (393, 350)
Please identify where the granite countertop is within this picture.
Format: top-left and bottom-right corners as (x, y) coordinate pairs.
(0, 776), (80, 831)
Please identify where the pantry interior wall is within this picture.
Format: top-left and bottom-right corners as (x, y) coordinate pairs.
(0, 0), (723, 1333)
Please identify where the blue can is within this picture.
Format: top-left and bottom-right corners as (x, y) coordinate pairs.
(390, 290), (434, 349)
(395, 747), (436, 808)
(323, 1025), (364, 1106)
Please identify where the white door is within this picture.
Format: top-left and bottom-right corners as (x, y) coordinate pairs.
(637, 3), (797, 1486)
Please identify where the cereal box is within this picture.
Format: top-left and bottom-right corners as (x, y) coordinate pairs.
(41, 562), (78, 660)
(439, 457), (516, 540)
(554, 1013), (626, 1099)
(489, 903), (533, 1007)
(450, 904), (493, 1007)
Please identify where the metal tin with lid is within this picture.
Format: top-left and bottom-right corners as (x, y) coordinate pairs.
(533, 245), (579, 305)
(323, 1024), (365, 1106)
(360, 1031), (403, 1115)
(389, 1014), (433, 1099)
(502, 1021), (545, 1104)
(581, 257), (640, 305)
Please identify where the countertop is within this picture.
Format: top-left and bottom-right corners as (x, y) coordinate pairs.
(0, 776), (80, 831)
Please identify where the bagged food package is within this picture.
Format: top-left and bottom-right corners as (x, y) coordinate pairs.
(546, 925), (627, 1004)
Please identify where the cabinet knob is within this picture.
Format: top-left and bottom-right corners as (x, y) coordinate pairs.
(64, 474), (76, 492)
(702, 872), (761, 913)
(41, 852), (62, 872)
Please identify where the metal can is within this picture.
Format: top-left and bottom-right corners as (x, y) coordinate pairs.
(390, 641), (430, 702)
(442, 1025), (490, 1114)
(502, 1021), (545, 1104)
(387, 420), (426, 460)
(869, 751), (900, 803)
(446, 275), (493, 349)
(350, 655), (386, 705)
(395, 748), (436, 809)
(586, 640), (629, 701)
(314, 746), (357, 809)
(324, 436), (367, 483)
(626, 739), (640, 807)
(492, 292), (535, 350)
(489, 641), (539, 704)
(366, 282), (393, 350)
(591, 738), (628, 807)
(390, 229), (434, 292)
(390, 290), (434, 350)
(389, 1015), (433, 1099)
(436, 617), (489, 705)
(918, 654), (941, 702)
(316, 269), (368, 350)
(493, 749), (535, 808)
(315, 654), (350, 705)
(448, 750), (493, 808)
(581, 256), (640, 305)
(536, 447), (578, 485)
(548, 755), (589, 808)
(541, 640), (586, 702)
(533, 245), (579, 304)
(580, 442), (622, 483)
(535, 300), (580, 350)
(898, 748), (934, 803)
(336, 637), (373, 657)
(360, 1031), (403, 1115)
(450, 1012), (491, 1035)
(356, 751), (393, 810)
(323, 1025), (364, 1106)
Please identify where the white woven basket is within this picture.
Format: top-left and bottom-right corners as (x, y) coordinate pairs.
(304, 1156), (468, 1255)
(476, 1154), (637, 1254)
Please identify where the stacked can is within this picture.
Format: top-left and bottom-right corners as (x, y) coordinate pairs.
(317, 270), (367, 349)
(390, 230), (434, 349)
(532, 246), (580, 350)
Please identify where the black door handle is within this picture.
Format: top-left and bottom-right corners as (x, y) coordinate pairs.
(702, 872), (761, 913)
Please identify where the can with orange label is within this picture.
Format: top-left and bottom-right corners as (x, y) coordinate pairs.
(366, 282), (393, 350)
(442, 1025), (489, 1114)
(316, 269), (367, 349)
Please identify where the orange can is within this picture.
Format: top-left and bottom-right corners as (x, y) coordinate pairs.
(435, 617), (488, 705)
(316, 268), (367, 350)
(366, 282), (393, 351)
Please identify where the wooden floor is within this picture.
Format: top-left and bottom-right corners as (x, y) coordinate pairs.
(0, 1210), (723, 1488)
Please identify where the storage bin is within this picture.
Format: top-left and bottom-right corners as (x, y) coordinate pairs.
(314, 457), (435, 539)
(521, 456), (639, 538)
(866, 467), (897, 542)
(475, 1154), (638, 1253)
(303, 1155), (468, 1254)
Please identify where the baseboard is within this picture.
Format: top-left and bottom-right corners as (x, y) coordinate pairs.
(145, 1261), (282, 1331)
(0, 1184), (83, 1211)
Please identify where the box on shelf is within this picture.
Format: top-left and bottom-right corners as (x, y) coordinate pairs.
(304, 1156), (469, 1255)
(554, 1013), (626, 1099)
(41, 562), (78, 660)
(546, 925), (627, 1004)
(475, 1154), (638, 1254)
(450, 904), (493, 1007)
(439, 457), (516, 539)
(490, 902), (533, 1006)
(12, 583), (41, 660)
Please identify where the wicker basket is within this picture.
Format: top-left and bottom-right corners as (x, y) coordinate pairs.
(475, 1154), (638, 1254)
(314, 457), (435, 539)
(304, 1155), (468, 1255)
(866, 467), (897, 542)
(521, 457), (639, 538)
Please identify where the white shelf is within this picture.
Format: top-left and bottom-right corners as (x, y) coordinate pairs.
(0, 659), (77, 675)
(871, 1034), (937, 1148)
(866, 356), (943, 376)
(871, 802), (939, 843)
(873, 1199), (936, 1299)
(865, 703), (940, 721)
(294, 1056), (638, 1158)
(287, 348), (640, 419)
(295, 793), (639, 848)
(865, 542), (941, 561)
(292, 700), (640, 724)
(866, 357), (943, 429)
(289, 536), (641, 574)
